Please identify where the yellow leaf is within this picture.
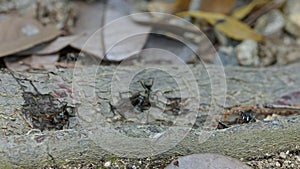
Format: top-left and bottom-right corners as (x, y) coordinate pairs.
(177, 11), (264, 42)
(232, 0), (271, 19)
(200, 0), (236, 14)
(148, 1), (175, 13)
(148, 0), (191, 14)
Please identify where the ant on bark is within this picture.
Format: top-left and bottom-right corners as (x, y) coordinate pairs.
(109, 78), (181, 121)
(109, 78), (155, 119)
(129, 78), (154, 112)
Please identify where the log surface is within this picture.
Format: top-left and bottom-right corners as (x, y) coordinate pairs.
(0, 64), (299, 168)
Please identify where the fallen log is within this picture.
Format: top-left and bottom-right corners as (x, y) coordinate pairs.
(0, 63), (299, 168)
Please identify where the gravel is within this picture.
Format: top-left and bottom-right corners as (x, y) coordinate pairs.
(40, 149), (300, 169)
(246, 150), (300, 169)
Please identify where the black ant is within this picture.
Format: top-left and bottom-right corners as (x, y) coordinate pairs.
(109, 78), (155, 119)
(129, 78), (154, 112)
(217, 109), (256, 129)
(240, 109), (256, 123)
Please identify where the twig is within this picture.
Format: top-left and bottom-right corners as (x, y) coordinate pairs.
(263, 104), (300, 111)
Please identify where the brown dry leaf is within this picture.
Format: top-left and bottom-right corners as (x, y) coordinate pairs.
(0, 16), (61, 58)
(165, 153), (252, 169)
(36, 35), (82, 55)
(244, 0), (286, 26)
(200, 0), (236, 14)
(70, 0), (151, 61)
(173, 0), (191, 13)
(177, 11), (264, 42)
(148, 0), (191, 14)
(4, 54), (59, 71)
(15, 35), (81, 57)
(232, 0), (271, 19)
(69, 0), (105, 58)
(70, 31), (102, 58)
(0, 15), (43, 42)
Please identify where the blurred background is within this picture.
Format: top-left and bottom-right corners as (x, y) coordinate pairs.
(0, 0), (299, 71)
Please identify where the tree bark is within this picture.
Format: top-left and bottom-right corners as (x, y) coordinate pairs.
(0, 64), (299, 168)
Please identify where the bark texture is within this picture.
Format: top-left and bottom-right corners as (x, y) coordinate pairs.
(0, 64), (299, 168)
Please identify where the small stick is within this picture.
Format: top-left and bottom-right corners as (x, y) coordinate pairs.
(263, 104), (300, 111)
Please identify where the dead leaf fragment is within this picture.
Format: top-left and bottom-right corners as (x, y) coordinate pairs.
(283, 0), (299, 33)
(70, 1), (151, 61)
(148, 1), (176, 14)
(0, 16), (61, 58)
(37, 35), (81, 55)
(0, 15), (43, 42)
(4, 54), (59, 71)
(232, 0), (271, 19)
(178, 11), (264, 42)
(243, 0), (286, 26)
(148, 0), (191, 14)
(165, 153), (252, 169)
(200, 0), (236, 14)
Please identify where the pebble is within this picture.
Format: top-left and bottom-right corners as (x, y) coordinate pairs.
(279, 152), (287, 159)
(255, 10), (285, 36)
(41, 150), (300, 169)
(235, 40), (259, 66)
(257, 161), (263, 169)
(246, 151), (300, 169)
(284, 0), (300, 37)
(283, 160), (291, 165)
(104, 161), (111, 168)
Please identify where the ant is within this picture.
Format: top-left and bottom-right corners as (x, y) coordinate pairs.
(109, 78), (154, 119)
(129, 78), (154, 112)
(109, 77), (180, 121)
(218, 109), (256, 129)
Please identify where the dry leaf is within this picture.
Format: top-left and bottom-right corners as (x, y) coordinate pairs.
(200, 0), (236, 14)
(70, 0), (151, 61)
(0, 15), (43, 42)
(4, 54), (59, 71)
(148, 1), (176, 14)
(173, 0), (192, 13)
(148, 0), (191, 14)
(178, 11), (264, 42)
(37, 35), (82, 55)
(165, 153), (252, 169)
(232, 0), (271, 19)
(72, 1), (106, 34)
(243, 0), (285, 26)
(0, 16), (61, 58)
(70, 31), (102, 58)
